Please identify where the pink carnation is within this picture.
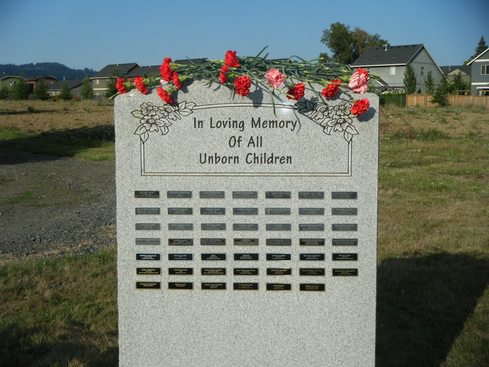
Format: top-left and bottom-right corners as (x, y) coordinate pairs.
(264, 68), (286, 89)
(349, 68), (369, 93)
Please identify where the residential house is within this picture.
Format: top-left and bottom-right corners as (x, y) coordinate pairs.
(1, 75), (59, 95)
(27, 76), (58, 93)
(351, 44), (444, 93)
(126, 65), (160, 80)
(90, 63), (138, 97)
(48, 80), (83, 98)
(90, 59), (208, 98)
(0, 76), (26, 90)
(467, 48), (489, 96)
(125, 59), (207, 81)
(440, 65), (471, 86)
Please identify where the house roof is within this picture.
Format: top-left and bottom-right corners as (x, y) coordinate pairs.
(440, 65), (471, 76)
(467, 48), (489, 65)
(0, 75), (26, 81)
(126, 59), (208, 78)
(126, 65), (160, 78)
(95, 59), (208, 79)
(49, 80), (83, 90)
(93, 63), (138, 78)
(173, 58), (207, 65)
(351, 44), (424, 67)
(28, 76), (58, 82)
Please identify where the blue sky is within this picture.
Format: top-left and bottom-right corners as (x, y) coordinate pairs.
(0, 0), (487, 70)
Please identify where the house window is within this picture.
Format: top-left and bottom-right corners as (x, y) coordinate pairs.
(96, 79), (100, 85)
(482, 65), (489, 75)
(389, 66), (396, 75)
(420, 66), (424, 76)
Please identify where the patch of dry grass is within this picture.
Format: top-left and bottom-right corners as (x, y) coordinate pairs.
(0, 100), (113, 134)
(0, 100), (115, 160)
(380, 105), (489, 139)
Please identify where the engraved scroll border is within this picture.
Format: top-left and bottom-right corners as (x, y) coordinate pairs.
(131, 101), (362, 177)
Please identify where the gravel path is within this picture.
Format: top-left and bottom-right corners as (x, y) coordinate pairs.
(0, 149), (115, 259)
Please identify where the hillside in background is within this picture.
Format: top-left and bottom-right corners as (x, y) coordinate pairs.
(0, 62), (96, 80)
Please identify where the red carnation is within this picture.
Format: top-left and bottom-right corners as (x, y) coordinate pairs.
(287, 83), (305, 100)
(234, 75), (251, 96)
(321, 82), (339, 99)
(157, 86), (174, 104)
(134, 76), (148, 94)
(351, 99), (370, 116)
(160, 57), (173, 82)
(116, 77), (126, 94)
(358, 68), (368, 76)
(219, 65), (228, 84)
(172, 71), (182, 90)
(224, 50), (240, 68)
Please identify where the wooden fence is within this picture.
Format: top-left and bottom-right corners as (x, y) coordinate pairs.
(406, 94), (489, 109)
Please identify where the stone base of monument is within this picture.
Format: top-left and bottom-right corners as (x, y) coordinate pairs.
(116, 81), (378, 366)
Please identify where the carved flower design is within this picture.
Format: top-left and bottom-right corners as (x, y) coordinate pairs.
(131, 101), (196, 143)
(321, 102), (358, 142)
(296, 100), (360, 143)
(310, 103), (329, 121)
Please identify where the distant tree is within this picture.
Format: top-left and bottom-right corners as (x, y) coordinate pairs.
(0, 62), (96, 81)
(320, 22), (388, 64)
(431, 78), (450, 106)
(473, 36), (488, 56)
(59, 81), (72, 100)
(465, 36), (488, 63)
(80, 77), (94, 99)
(403, 65), (417, 94)
(321, 22), (353, 64)
(105, 78), (118, 98)
(0, 86), (9, 100)
(451, 73), (467, 94)
(105, 66), (121, 98)
(318, 52), (331, 64)
(424, 71), (435, 94)
(351, 27), (388, 61)
(10, 78), (29, 100)
(34, 78), (49, 100)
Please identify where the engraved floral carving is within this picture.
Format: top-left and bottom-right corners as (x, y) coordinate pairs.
(131, 101), (196, 142)
(296, 99), (361, 143)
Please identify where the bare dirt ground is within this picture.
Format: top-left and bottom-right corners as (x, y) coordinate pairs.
(0, 149), (115, 260)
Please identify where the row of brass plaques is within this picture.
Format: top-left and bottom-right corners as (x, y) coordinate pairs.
(135, 253), (358, 261)
(136, 282), (335, 291)
(136, 267), (358, 276)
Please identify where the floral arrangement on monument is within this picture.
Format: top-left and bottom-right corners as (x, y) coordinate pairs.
(116, 49), (370, 114)
(122, 49), (373, 143)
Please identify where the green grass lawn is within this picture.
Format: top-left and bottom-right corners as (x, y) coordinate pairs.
(0, 248), (117, 367)
(0, 106), (488, 366)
